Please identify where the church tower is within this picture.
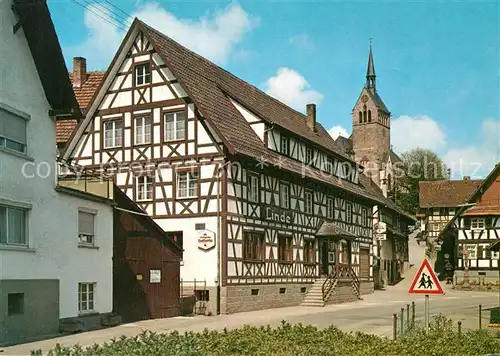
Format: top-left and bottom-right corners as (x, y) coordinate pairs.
(351, 43), (391, 188)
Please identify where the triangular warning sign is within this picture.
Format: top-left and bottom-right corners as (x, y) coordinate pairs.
(408, 259), (444, 295)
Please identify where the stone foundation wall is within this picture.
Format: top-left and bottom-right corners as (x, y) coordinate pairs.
(454, 271), (500, 292)
(327, 280), (358, 304)
(221, 283), (312, 314)
(359, 281), (374, 295)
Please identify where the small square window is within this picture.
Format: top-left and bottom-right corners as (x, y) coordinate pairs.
(279, 288), (286, 294)
(135, 63), (151, 85)
(8, 293), (24, 315)
(251, 289), (259, 295)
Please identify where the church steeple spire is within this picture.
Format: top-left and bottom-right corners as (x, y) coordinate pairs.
(366, 39), (376, 91)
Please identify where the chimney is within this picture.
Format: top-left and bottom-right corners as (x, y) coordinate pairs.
(306, 103), (316, 132)
(73, 57), (87, 88)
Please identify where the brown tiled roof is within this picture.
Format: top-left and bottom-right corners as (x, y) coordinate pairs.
(56, 71), (105, 144)
(419, 179), (483, 208)
(139, 21), (419, 213)
(141, 22), (355, 163)
(69, 71), (105, 109)
(463, 205), (500, 216)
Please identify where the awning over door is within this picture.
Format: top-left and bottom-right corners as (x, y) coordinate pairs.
(316, 221), (356, 240)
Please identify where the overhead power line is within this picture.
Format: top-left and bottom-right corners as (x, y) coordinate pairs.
(68, 0), (128, 32)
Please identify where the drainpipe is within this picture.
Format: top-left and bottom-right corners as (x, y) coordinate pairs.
(216, 160), (231, 315)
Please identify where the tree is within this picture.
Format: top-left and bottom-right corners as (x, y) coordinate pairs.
(390, 148), (449, 214)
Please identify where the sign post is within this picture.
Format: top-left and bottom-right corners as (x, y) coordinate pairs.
(408, 259), (444, 331)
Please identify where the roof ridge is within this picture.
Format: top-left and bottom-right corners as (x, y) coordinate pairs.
(140, 21), (316, 124)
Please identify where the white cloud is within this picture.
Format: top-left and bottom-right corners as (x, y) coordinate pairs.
(133, 2), (258, 64)
(289, 33), (314, 50)
(68, 2), (257, 69)
(69, 4), (124, 69)
(392, 115), (499, 178)
(328, 125), (350, 140)
(443, 119), (500, 178)
(264, 67), (323, 111)
(391, 115), (447, 153)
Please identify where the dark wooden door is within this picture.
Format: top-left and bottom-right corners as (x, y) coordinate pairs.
(360, 248), (370, 279)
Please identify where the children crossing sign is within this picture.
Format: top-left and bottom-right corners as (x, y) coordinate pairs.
(408, 259), (444, 295)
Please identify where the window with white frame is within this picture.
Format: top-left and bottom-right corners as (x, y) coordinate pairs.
(136, 176), (154, 201)
(135, 63), (151, 85)
(103, 119), (122, 148)
(449, 208), (455, 215)
(471, 218), (485, 230)
(280, 183), (290, 209)
(305, 190), (313, 214)
(177, 171), (198, 198)
(78, 282), (95, 313)
(248, 174), (259, 203)
(78, 210), (95, 245)
(280, 136), (289, 155)
(326, 197), (334, 220)
(0, 205), (27, 246)
(134, 116), (152, 145)
(0, 108), (27, 154)
(346, 202), (352, 223)
(164, 111), (186, 141)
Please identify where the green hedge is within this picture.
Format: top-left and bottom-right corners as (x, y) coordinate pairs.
(32, 316), (500, 356)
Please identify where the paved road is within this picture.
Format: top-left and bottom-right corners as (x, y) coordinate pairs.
(2, 285), (498, 355)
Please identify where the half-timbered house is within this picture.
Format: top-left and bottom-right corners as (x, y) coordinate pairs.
(62, 19), (405, 314)
(437, 164), (500, 290)
(418, 177), (482, 273)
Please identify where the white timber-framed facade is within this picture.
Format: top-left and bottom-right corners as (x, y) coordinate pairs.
(61, 19), (408, 314)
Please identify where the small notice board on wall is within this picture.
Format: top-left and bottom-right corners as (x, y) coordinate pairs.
(150, 269), (161, 283)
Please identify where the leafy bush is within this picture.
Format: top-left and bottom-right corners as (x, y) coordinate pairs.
(31, 316), (500, 356)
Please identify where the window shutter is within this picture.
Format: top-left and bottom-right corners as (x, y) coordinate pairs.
(463, 217), (471, 229)
(79, 211), (95, 235)
(0, 109), (27, 144)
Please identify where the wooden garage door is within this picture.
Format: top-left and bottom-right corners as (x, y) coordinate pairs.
(360, 248), (370, 279)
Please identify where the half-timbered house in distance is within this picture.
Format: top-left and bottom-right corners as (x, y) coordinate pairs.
(62, 19), (408, 315)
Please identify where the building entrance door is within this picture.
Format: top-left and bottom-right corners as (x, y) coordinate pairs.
(320, 238), (329, 276)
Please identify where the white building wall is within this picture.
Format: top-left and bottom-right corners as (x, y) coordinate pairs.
(155, 216), (219, 286)
(0, 0), (112, 319)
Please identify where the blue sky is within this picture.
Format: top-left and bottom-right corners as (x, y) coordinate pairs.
(48, 0), (499, 178)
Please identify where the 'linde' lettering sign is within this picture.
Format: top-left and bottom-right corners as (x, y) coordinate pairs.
(261, 206), (294, 224)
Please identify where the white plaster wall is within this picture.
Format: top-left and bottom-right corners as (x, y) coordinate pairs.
(0, 0), (113, 318)
(155, 216), (219, 286)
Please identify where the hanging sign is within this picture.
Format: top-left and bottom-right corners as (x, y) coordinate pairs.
(408, 259), (444, 295)
(374, 221), (387, 240)
(197, 229), (216, 251)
